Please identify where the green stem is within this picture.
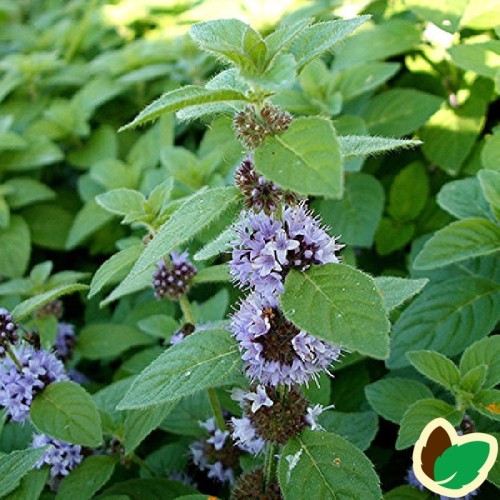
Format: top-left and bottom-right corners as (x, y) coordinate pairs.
(179, 295), (195, 324)
(264, 442), (279, 489)
(208, 388), (227, 430)
(6, 345), (23, 371)
(130, 453), (156, 477)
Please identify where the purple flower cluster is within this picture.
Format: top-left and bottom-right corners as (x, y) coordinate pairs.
(0, 308), (18, 357)
(0, 345), (67, 422)
(189, 418), (239, 484)
(230, 204), (342, 296)
(53, 322), (76, 361)
(153, 251), (196, 300)
(230, 293), (341, 386)
(32, 433), (83, 478)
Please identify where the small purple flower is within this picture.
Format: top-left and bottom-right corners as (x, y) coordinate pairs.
(0, 308), (18, 357)
(230, 293), (341, 387)
(189, 418), (240, 484)
(231, 416), (265, 455)
(32, 433), (83, 478)
(244, 385), (273, 413)
(0, 345), (68, 422)
(230, 204), (342, 296)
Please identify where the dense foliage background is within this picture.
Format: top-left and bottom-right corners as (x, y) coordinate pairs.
(0, 0), (498, 498)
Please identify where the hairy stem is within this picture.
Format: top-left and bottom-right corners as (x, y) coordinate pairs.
(130, 453), (156, 477)
(6, 345), (23, 371)
(179, 295), (195, 324)
(264, 442), (279, 489)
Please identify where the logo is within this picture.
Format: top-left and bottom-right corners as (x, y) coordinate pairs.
(413, 418), (498, 498)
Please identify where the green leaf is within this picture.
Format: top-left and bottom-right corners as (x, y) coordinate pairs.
(333, 20), (421, 69)
(56, 456), (117, 500)
(316, 173), (384, 247)
(365, 377), (434, 424)
(95, 189), (146, 218)
(117, 329), (243, 410)
(4, 468), (48, 500)
(254, 117), (343, 198)
(388, 276), (499, 368)
(120, 86), (248, 131)
(405, 0), (469, 33)
(407, 350), (461, 390)
(481, 133), (500, 170)
(388, 162), (429, 222)
(192, 264), (231, 284)
(413, 218), (500, 270)
(384, 485), (432, 499)
(12, 283), (87, 321)
(363, 89), (442, 136)
(396, 399), (462, 449)
(460, 364), (487, 394)
(11, 283), (87, 321)
(374, 277), (428, 311)
(339, 135), (421, 158)
(65, 199), (114, 250)
(421, 92), (487, 175)
(375, 218), (415, 255)
(88, 244), (143, 298)
(124, 401), (176, 454)
(335, 62), (400, 100)
(104, 187), (241, 304)
(289, 16), (369, 70)
(460, 336), (500, 389)
(278, 430), (381, 499)
(318, 411), (378, 451)
(137, 315), (178, 340)
(190, 19), (266, 74)
(194, 225), (236, 261)
(448, 41), (500, 79)
(30, 381), (102, 447)
(4, 178), (55, 209)
(0, 448), (47, 498)
(471, 389), (500, 421)
(434, 441), (492, 488)
(1, 137), (63, 171)
(0, 215), (30, 278)
(478, 169), (500, 221)
(75, 323), (154, 360)
(437, 177), (493, 221)
(282, 264), (390, 359)
(98, 478), (197, 498)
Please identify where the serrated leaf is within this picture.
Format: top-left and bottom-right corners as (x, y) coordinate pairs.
(374, 277), (428, 311)
(117, 329), (243, 410)
(121, 86), (248, 131)
(388, 276), (499, 368)
(396, 399), (462, 449)
(103, 187), (241, 305)
(407, 350), (461, 390)
(194, 225), (236, 261)
(460, 336), (500, 389)
(317, 173), (384, 247)
(0, 448), (47, 498)
(413, 218), (500, 270)
(434, 441), (491, 488)
(95, 189), (145, 218)
(30, 381), (102, 447)
(88, 244), (143, 298)
(437, 177), (493, 221)
(339, 136), (421, 158)
(254, 117), (343, 198)
(278, 430), (381, 499)
(12, 283), (88, 321)
(56, 456), (117, 500)
(365, 378), (433, 424)
(282, 264), (390, 359)
(290, 17), (369, 70)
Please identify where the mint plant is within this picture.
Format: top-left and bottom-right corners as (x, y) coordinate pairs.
(0, 0), (499, 498)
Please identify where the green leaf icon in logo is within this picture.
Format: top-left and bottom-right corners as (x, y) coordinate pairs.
(434, 441), (491, 489)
